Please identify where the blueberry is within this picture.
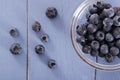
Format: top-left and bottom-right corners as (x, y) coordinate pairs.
(76, 24), (87, 36)
(96, 1), (103, 9)
(91, 40), (100, 50)
(102, 3), (112, 9)
(89, 7), (98, 14)
(105, 33), (114, 42)
(87, 24), (97, 33)
(105, 54), (114, 63)
(93, 2), (103, 12)
(103, 26), (112, 32)
(88, 35), (95, 41)
(102, 8), (115, 18)
(46, 7), (57, 19)
(82, 45), (91, 54)
(89, 14), (99, 24)
(90, 50), (99, 56)
(76, 36), (86, 46)
(113, 27), (120, 39)
(96, 2), (111, 10)
(115, 39), (120, 49)
(103, 18), (113, 27)
(100, 44), (109, 54)
(96, 31), (105, 41)
(110, 46), (119, 56)
(113, 16), (120, 26)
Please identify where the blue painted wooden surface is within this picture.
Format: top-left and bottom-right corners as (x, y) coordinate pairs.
(0, 0), (27, 80)
(0, 0), (120, 80)
(28, 0), (95, 80)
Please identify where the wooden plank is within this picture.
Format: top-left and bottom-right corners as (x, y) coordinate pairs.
(28, 0), (95, 80)
(0, 0), (27, 80)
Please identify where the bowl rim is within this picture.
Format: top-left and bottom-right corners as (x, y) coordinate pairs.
(70, 0), (120, 71)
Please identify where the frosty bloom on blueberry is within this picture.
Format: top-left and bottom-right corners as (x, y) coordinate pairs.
(76, 1), (120, 63)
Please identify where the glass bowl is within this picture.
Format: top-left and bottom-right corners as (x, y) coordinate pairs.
(71, 0), (120, 71)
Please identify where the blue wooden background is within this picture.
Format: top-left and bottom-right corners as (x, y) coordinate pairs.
(0, 0), (120, 80)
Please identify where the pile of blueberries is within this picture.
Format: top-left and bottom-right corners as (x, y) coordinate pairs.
(76, 1), (120, 63)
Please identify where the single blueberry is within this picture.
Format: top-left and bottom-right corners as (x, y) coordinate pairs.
(91, 40), (100, 50)
(110, 46), (119, 56)
(76, 36), (86, 46)
(105, 54), (114, 63)
(113, 16), (120, 26)
(87, 24), (98, 33)
(113, 27), (120, 39)
(76, 24), (87, 36)
(102, 8), (115, 18)
(96, 31), (105, 41)
(103, 18), (113, 27)
(82, 45), (91, 54)
(103, 26), (112, 32)
(100, 44), (109, 54)
(105, 33), (114, 42)
(89, 14), (99, 24)
(89, 7), (98, 14)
